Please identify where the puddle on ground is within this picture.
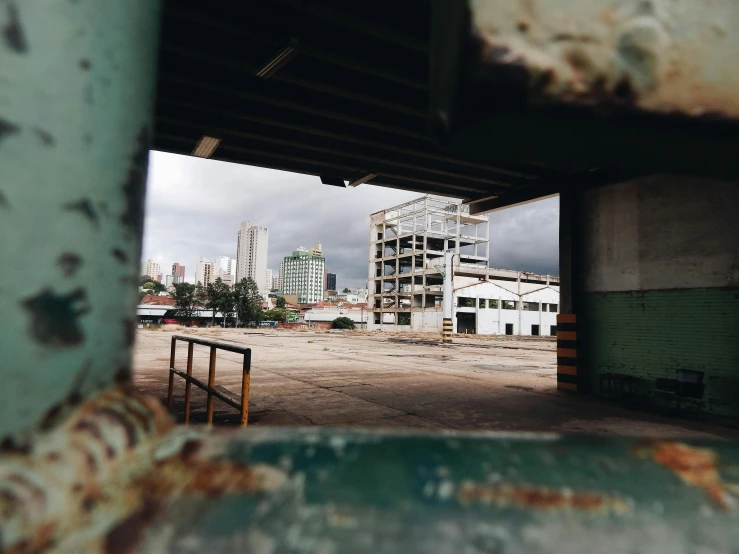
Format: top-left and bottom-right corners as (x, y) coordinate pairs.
(505, 385), (534, 391)
(386, 354), (453, 361)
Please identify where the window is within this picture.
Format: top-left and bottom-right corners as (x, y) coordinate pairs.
(502, 301), (516, 310)
(489, 299), (499, 309)
(479, 298), (486, 308)
(550, 325), (557, 336)
(505, 323), (514, 335)
(531, 324), (540, 336)
(549, 304), (558, 312)
(457, 297), (475, 308)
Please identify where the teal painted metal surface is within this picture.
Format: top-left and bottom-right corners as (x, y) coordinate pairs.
(0, 0), (161, 446)
(7, 420), (739, 553)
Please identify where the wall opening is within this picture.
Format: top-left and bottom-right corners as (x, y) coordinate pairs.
(505, 323), (514, 335)
(531, 324), (540, 336)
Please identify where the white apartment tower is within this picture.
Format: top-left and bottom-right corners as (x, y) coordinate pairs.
(236, 221), (269, 293)
(266, 269), (273, 291)
(142, 259), (160, 281)
(214, 255), (234, 278)
(282, 246), (325, 303)
(195, 258), (214, 287)
(277, 260), (285, 290)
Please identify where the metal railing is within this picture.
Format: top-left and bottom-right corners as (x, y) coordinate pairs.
(167, 335), (252, 426)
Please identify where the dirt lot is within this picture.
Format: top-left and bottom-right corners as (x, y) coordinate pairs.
(134, 328), (739, 438)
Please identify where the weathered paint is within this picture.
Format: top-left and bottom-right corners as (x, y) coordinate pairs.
(470, 0), (739, 118)
(0, 0), (161, 445)
(0, 387), (172, 553)
(5, 405), (739, 553)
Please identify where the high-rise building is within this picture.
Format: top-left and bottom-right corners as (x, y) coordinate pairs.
(266, 268), (273, 291)
(172, 263), (185, 284)
(271, 275), (279, 290)
(142, 259), (160, 281)
(195, 258), (214, 287)
(325, 272), (337, 291)
(277, 260), (285, 290)
(165, 275), (174, 287)
(236, 221), (269, 293)
(282, 246), (326, 304)
(214, 255), (234, 277)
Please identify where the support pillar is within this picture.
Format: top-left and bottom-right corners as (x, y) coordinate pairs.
(557, 187), (582, 392)
(0, 0), (161, 444)
(442, 250), (453, 344)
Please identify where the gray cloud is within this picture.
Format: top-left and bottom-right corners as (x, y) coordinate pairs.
(142, 152), (559, 289)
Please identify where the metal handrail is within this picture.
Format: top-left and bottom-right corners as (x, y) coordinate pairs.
(167, 335), (252, 426)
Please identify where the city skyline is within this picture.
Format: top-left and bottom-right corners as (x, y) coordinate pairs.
(141, 152), (559, 289)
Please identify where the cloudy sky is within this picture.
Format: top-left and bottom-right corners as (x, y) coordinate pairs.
(142, 152), (559, 288)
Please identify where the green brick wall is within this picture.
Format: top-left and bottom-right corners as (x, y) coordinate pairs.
(583, 288), (739, 416)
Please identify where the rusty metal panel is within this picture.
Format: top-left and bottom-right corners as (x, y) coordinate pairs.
(6, 391), (739, 553)
(470, 0), (739, 118)
(0, 0), (161, 446)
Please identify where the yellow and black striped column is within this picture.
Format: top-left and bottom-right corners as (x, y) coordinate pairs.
(442, 318), (453, 344)
(557, 314), (578, 391)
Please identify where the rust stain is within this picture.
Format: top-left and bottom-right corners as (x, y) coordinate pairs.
(652, 441), (738, 510)
(458, 482), (630, 514)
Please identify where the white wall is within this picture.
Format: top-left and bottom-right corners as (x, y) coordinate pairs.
(411, 310), (443, 332)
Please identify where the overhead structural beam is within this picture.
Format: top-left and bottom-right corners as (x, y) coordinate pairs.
(157, 99), (545, 181)
(348, 173), (378, 187)
(303, 4), (428, 53)
(468, 170), (639, 214)
(254, 39), (297, 78)
(320, 176), (346, 188)
(161, 73), (425, 139)
(156, 116), (511, 189)
(160, 42), (427, 118)
(165, 6), (426, 90)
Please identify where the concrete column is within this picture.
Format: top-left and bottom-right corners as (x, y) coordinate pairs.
(557, 187), (583, 392)
(0, 0), (160, 443)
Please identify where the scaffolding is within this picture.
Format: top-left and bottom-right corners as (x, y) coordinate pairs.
(368, 196), (489, 325)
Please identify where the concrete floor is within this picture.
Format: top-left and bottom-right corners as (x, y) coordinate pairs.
(133, 328), (739, 438)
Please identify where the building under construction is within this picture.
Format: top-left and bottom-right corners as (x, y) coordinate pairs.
(367, 196), (559, 335)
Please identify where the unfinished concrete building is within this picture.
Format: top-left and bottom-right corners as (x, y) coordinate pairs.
(368, 197), (488, 324)
(367, 196), (559, 335)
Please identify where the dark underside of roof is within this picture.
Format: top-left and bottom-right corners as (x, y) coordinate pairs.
(153, 0), (739, 212)
(153, 0), (595, 210)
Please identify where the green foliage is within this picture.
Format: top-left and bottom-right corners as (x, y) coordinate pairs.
(194, 282), (207, 307)
(398, 313), (411, 325)
(170, 283), (197, 325)
(264, 308), (289, 323)
(276, 296), (287, 309)
(502, 300), (516, 310)
(140, 276), (166, 293)
(342, 287), (351, 293)
(332, 316), (355, 330)
(458, 297), (476, 308)
(234, 277), (263, 327)
(489, 299), (499, 309)
(206, 277), (233, 325)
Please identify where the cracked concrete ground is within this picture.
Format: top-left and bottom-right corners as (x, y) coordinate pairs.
(133, 328), (739, 438)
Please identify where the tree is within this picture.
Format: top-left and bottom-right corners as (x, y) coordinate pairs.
(194, 282), (207, 307)
(264, 308), (289, 323)
(140, 276), (166, 293)
(206, 277), (231, 326)
(233, 277), (263, 327)
(332, 316), (355, 329)
(170, 283), (197, 325)
(342, 287), (351, 293)
(276, 296), (286, 309)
